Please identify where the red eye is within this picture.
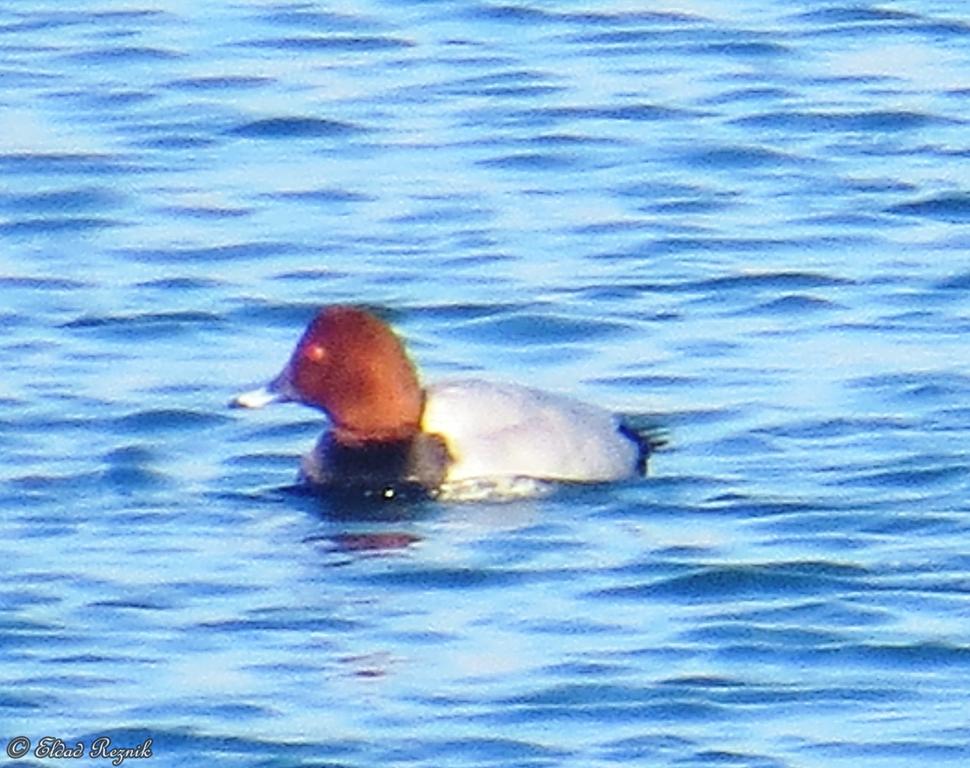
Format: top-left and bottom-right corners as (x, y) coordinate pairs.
(304, 343), (326, 363)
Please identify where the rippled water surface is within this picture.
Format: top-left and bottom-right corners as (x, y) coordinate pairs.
(2, 1), (970, 766)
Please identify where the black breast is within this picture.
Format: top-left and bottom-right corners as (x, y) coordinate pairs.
(302, 432), (451, 497)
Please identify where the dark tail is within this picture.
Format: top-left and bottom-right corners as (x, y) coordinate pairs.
(618, 416), (669, 475)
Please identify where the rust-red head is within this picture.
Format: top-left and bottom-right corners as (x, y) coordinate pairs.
(232, 306), (423, 443)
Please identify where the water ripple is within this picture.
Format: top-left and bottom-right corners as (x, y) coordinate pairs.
(241, 34), (413, 52)
(733, 110), (954, 132)
(229, 116), (367, 139)
(595, 561), (868, 601)
(889, 193), (970, 222)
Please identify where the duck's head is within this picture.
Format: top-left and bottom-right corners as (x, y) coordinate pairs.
(232, 306), (423, 443)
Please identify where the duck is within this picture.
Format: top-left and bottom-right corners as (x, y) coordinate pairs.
(231, 306), (655, 499)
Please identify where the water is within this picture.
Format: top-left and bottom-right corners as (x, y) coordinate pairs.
(2, 1), (969, 766)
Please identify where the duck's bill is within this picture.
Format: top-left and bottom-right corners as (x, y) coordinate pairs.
(230, 366), (298, 408)
(230, 384), (287, 409)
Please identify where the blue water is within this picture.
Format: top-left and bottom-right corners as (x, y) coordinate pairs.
(2, 1), (969, 766)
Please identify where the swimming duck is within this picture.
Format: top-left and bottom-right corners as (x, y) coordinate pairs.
(232, 306), (653, 498)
